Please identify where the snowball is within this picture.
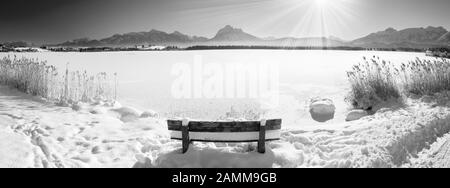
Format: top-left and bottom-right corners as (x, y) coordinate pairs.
(309, 98), (336, 122)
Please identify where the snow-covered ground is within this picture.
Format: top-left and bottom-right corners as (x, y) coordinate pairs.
(408, 133), (450, 168)
(1, 50), (447, 168)
(0, 85), (168, 168)
(1, 84), (450, 168)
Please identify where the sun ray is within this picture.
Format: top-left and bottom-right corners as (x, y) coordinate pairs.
(174, 0), (360, 46)
(282, 0), (359, 46)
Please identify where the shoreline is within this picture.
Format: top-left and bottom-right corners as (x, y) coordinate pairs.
(0, 47), (427, 53)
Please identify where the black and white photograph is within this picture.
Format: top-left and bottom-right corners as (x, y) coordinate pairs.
(1, 0), (450, 171)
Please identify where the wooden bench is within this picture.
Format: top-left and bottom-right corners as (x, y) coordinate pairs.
(167, 119), (282, 154)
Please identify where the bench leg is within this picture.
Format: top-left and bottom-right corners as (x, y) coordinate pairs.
(181, 119), (190, 154)
(258, 119), (266, 154)
(181, 125), (190, 153)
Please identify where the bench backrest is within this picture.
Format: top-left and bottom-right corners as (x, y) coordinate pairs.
(167, 119), (282, 142)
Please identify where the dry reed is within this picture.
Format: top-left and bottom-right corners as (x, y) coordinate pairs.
(0, 55), (117, 104)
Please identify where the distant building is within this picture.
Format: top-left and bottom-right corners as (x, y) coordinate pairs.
(14, 47), (34, 52)
(11, 47), (49, 52)
(136, 45), (167, 51)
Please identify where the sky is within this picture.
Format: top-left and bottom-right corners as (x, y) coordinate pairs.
(1, 0), (450, 45)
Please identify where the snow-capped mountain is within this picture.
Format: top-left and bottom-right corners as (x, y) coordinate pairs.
(56, 25), (450, 48)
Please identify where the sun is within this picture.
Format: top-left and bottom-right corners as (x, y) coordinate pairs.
(259, 0), (358, 46)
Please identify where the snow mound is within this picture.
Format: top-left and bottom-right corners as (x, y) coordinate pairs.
(345, 110), (368, 121)
(408, 133), (450, 168)
(89, 106), (108, 114)
(0, 129), (35, 168)
(140, 110), (159, 118)
(110, 107), (142, 122)
(152, 143), (275, 168)
(71, 102), (90, 111)
(309, 98), (336, 122)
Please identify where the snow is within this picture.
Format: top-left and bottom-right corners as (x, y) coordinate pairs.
(1, 84), (450, 168)
(152, 144), (275, 168)
(407, 133), (450, 168)
(140, 110), (159, 118)
(345, 110), (368, 121)
(0, 50), (436, 128)
(110, 107), (142, 122)
(1, 50), (449, 168)
(0, 85), (169, 168)
(309, 98), (336, 122)
(0, 128), (35, 168)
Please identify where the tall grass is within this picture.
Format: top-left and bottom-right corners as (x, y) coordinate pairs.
(402, 58), (450, 96)
(0, 56), (117, 104)
(346, 57), (401, 110)
(347, 56), (450, 109)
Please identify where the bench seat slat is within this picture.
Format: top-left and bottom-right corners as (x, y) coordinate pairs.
(171, 138), (280, 143)
(167, 119), (282, 132)
(170, 130), (281, 142)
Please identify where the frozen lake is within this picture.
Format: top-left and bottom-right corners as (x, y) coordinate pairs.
(0, 50), (432, 127)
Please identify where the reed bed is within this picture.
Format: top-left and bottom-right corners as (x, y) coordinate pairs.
(402, 58), (450, 96)
(346, 56), (401, 110)
(0, 56), (117, 104)
(347, 56), (450, 109)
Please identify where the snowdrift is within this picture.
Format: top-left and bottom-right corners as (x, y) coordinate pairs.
(152, 144), (275, 168)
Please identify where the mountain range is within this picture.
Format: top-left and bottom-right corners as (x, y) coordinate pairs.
(17, 25), (450, 49)
(351, 26), (450, 48)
